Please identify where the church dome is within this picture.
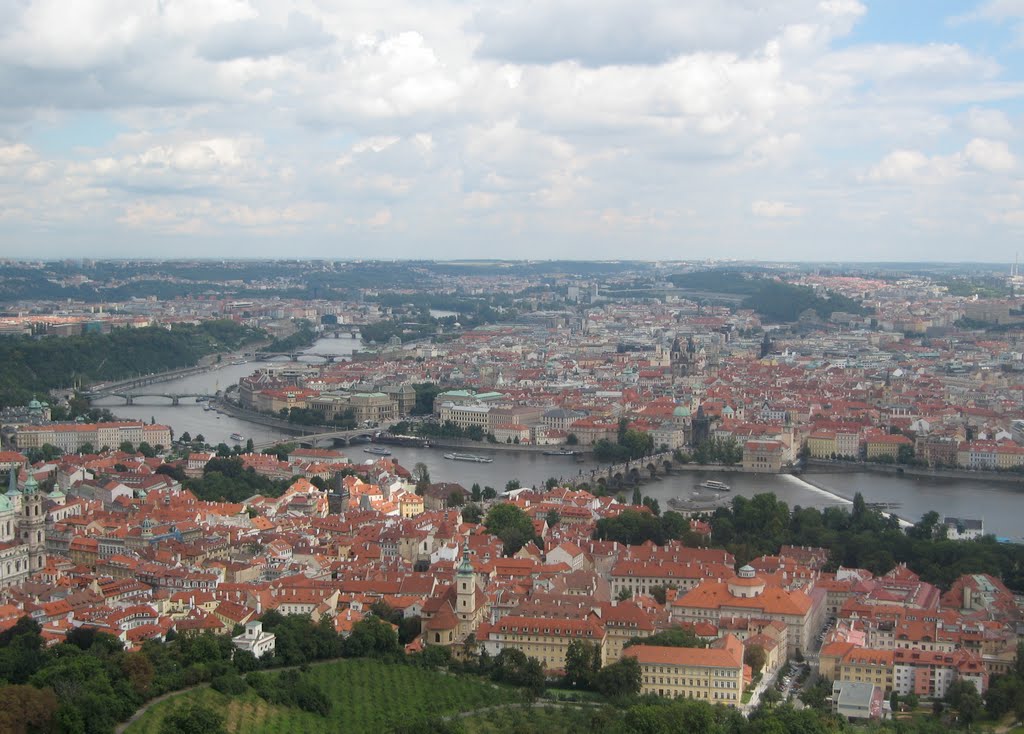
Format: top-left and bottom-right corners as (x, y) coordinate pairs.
(728, 565), (766, 598)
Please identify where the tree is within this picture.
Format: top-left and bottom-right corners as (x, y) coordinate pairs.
(246, 438), (254, 453)
(119, 440), (135, 454)
(471, 483), (482, 502)
(342, 616), (400, 658)
(744, 644), (767, 677)
(398, 616), (422, 646)
(447, 490), (465, 508)
(505, 479), (521, 492)
(461, 504), (483, 524)
(631, 486), (642, 505)
(481, 487), (497, 500)
(160, 704), (227, 734)
(179, 431), (192, 444)
(616, 587), (632, 601)
(897, 443), (915, 465)
(484, 503), (537, 555)
(625, 627), (705, 649)
(761, 687), (783, 708)
(649, 584), (673, 605)
(545, 509), (560, 527)
(642, 496), (660, 516)
(594, 657), (641, 698)
(137, 441), (156, 458)
(564, 640), (601, 689)
(0, 684), (58, 734)
(79, 442), (95, 455)
(945, 679), (983, 727)
(194, 434), (205, 444)
(566, 433), (578, 445)
(413, 463), (431, 495)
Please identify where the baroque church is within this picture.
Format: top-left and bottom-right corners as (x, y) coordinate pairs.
(0, 469), (47, 587)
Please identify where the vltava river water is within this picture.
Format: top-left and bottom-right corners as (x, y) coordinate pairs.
(92, 337), (1024, 539)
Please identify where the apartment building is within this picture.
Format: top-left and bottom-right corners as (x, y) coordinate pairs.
(623, 634), (745, 707)
(15, 422), (170, 453)
(438, 403), (491, 432)
(477, 614), (607, 672)
(838, 648), (894, 693)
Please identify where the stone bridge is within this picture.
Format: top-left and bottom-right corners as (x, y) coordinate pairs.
(107, 392), (214, 406)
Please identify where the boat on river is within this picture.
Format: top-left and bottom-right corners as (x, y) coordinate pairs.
(444, 453), (494, 463)
(542, 449), (576, 456)
(364, 447), (392, 456)
(230, 432), (246, 442)
(698, 480), (731, 492)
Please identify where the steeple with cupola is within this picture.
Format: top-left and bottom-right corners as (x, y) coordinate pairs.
(456, 538), (477, 619)
(21, 473), (46, 572)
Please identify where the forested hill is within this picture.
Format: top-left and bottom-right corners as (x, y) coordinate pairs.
(668, 271), (868, 322)
(0, 320), (261, 408)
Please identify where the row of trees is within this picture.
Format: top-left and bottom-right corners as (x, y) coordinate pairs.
(708, 492), (1024, 589)
(594, 509), (704, 547)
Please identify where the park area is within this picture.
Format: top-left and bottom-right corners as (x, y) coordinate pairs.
(124, 657), (523, 734)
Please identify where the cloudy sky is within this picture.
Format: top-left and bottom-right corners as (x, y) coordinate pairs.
(2, 0), (1024, 262)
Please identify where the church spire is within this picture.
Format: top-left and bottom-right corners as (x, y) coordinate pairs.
(457, 537), (474, 576)
(6, 468), (18, 497)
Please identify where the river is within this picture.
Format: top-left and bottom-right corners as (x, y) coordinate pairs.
(91, 336), (1024, 539)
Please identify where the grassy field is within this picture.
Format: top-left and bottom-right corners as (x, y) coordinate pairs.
(125, 659), (524, 734)
(461, 704), (615, 734)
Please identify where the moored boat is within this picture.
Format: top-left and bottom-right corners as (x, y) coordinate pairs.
(443, 453), (494, 463)
(698, 480), (731, 491)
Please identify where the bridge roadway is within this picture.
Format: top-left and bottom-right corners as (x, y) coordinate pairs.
(107, 392), (214, 406)
(252, 420), (400, 451)
(582, 451), (676, 484)
(85, 364), (214, 397)
(250, 351), (345, 362)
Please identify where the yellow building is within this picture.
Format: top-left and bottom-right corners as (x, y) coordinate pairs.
(807, 431), (837, 459)
(838, 648), (894, 693)
(623, 634), (745, 706)
(15, 421), (168, 454)
(865, 434), (911, 461)
(596, 601), (658, 662)
(478, 614), (607, 672)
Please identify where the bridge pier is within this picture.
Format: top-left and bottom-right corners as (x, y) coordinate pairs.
(125, 396), (134, 405)
(171, 396), (179, 406)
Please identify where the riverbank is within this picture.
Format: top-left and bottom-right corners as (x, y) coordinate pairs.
(804, 459), (1024, 486)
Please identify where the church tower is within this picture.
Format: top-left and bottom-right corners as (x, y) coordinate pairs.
(21, 474), (46, 572)
(456, 539), (476, 621)
(5, 469), (21, 516)
(141, 516), (154, 544)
